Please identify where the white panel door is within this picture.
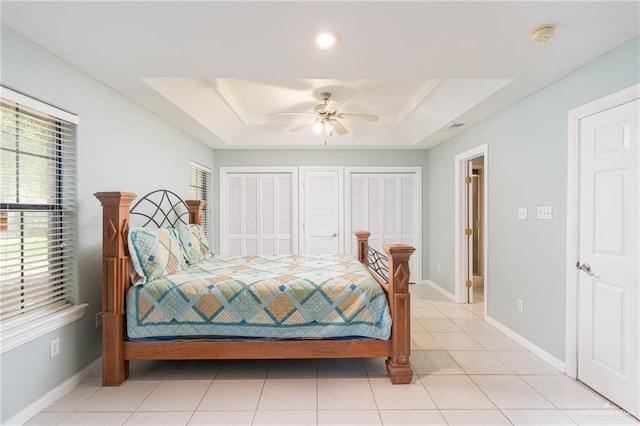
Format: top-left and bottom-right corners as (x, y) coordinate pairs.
(578, 99), (639, 415)
(301, 168), (342, 254)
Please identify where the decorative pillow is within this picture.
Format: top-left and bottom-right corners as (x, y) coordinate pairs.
(174, 224), (213, 265)
(128, 227), (187, 284)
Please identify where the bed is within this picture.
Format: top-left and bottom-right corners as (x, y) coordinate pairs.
(94, 190), (415, 385)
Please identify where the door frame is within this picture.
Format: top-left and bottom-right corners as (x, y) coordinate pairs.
(454, 144), (488, 313)
(298, 166), (344, 254)
(565, 84), (640, 378)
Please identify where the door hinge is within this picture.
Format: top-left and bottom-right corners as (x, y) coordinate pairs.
(465, 280), (473, 288)
(465, 176), (472, 184)
(465, 228), (473, 236)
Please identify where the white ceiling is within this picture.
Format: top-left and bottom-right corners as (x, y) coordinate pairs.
(2, 1), (638, 149)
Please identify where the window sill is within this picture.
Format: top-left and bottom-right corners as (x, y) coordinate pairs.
(0, 303), (88, 354)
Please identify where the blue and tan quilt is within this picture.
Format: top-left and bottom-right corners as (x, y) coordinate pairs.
(126, 254), (391, 340)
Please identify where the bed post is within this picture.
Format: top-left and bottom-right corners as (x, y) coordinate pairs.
(185, 200), (205, 226)
(384, 243), (415, 384)
(94, 192), (137, 386)
(355, 231), (371, 266)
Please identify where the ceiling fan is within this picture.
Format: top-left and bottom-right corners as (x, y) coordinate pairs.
(287, 92), (379, 136)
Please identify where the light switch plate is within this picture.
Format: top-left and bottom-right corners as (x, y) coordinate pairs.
(537, 206), (553, 220)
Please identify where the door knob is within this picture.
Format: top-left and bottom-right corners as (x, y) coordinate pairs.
(576, 261), (600, 279)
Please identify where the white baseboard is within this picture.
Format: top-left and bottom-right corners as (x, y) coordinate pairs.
(5, 357), (102, 426)
(424, 280), (456, 301)
(485, 316), (565, 372)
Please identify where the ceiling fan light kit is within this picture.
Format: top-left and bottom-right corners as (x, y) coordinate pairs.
(288, 91), (379, 137)
(312, 121), (324, 134)
(313, 30), (341, 49)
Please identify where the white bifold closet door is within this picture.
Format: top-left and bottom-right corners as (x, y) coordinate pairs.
(223, 172), (296, 256)
(349, 172), (421, 281)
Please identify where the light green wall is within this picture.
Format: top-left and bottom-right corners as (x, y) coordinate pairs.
(0, 26), (214, 422)
(212, 149), (429, 275)
(2, 16), (637, 421)
(426, 36), (640, 360)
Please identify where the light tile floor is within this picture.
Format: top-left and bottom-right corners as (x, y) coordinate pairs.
(25, 284), (640, 425)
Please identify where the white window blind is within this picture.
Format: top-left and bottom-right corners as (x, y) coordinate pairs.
(0, 91), (77, 325)
(189, 162), (211, 238)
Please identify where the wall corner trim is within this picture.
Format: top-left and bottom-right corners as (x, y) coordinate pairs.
(484, 316), (565, 373)
(5, 357), (102, 425)
(424, 280), (456, 301)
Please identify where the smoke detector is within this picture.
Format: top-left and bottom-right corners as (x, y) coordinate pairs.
(529, 24), (556, 43)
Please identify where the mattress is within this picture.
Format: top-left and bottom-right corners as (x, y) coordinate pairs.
(126, 253), (391, 340)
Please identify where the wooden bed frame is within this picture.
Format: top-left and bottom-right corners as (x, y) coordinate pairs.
(95, 191), (415, 385)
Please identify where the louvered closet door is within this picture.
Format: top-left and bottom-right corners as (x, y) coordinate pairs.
(226, 175), (243, 255)
(259, 174), (293, 255)
(222, 172), (294, 256)
(351, 174), (384, 253)
(349, 172), (420, 280)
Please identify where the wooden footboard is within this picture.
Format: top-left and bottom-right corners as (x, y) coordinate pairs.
(95, 191), (414, 386)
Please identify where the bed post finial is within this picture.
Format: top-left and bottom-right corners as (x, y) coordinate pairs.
(94, 191), (137, 386)
(185, 199), (205, 225)
(384, 243), (415, 384)
(355, 231), (371, 266)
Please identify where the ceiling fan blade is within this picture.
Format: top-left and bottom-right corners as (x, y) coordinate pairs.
(289, 119), (316, 132)
(329, 119), (348, 136)
(337, 113), (379, 122)
(276, 112), (316, 116)
(325, 99), (343, 113)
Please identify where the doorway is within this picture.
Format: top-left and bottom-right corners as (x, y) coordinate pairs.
(566, 85), (639, 417)
(455, 145), (488, 312)
(471, 157), (485, 298)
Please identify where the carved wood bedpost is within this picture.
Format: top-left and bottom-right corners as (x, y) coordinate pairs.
(355, 231), (371, 266)
(94, 192), (137, 386)
(384, 244), (415, 384)
(185, 200), (205, 226)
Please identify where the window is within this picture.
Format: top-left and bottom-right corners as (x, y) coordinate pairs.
(0, 87), (84, 352)
(189, 162), (211, 239)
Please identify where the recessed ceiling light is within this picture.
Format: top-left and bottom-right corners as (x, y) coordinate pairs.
(313, 31), (341, 49)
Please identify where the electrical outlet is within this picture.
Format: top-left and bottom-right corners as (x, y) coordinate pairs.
(50, 338), (60, 358)
(518, 208), (528, 220)
(95, 312), (102, 328)
(517, 299), (524, 312)
(537, 206), (553, 220)
(437, 264), (441, 272)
